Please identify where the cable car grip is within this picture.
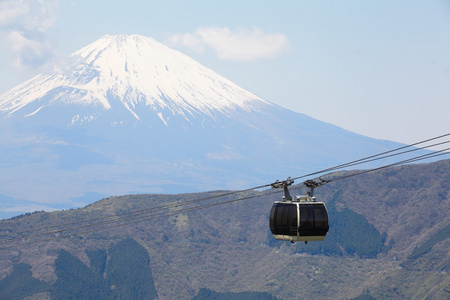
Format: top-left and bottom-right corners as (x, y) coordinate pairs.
(303, 177), (329, 197)
(271, 177), (294, 201)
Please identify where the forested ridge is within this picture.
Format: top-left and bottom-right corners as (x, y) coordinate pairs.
(0, 159), (448, 299)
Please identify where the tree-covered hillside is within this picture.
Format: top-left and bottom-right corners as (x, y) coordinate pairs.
(0, 159), (448, 299)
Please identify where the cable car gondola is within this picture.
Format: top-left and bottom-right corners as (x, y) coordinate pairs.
(269, 178), (329, 244)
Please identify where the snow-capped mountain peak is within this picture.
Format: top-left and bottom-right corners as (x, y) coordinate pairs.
(0, 34), (268, 123)
(0, 34), (406, 217)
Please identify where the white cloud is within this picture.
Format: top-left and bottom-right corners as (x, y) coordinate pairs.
(7, 30), (56, 70)
(167, 33), (205, 53)
(167, 27), (290, 62)
(0, 0), (59, 71)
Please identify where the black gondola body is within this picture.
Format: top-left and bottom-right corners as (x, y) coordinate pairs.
(269, 194), (329, 243)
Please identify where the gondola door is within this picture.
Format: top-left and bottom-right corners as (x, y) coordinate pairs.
(298, 203), (329, 241)
(269, 202), (299, 240)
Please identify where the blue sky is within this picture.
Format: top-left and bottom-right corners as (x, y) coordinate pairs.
(1, 0), (449, 144)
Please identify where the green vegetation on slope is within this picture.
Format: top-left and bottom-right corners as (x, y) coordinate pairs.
(106, 238), (158, 299)
(0, 238), (158, 299)
(191, 288), (277, 300)
(52, 239), (158, 300)
(268, 191), (387, 258)
(86, 248), (107, 276)
(0, 159), (448, 299)
(351, 293), (377, 300)
(406, 223), (450, 262)
(401, 223), (450, 271)
(52, 250), (113, 299)
(0, 263), (50, 300)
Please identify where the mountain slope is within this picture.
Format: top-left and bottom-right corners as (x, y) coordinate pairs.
(0, 34), (266, 124)
(0, 159), (448, 299)
(0, 34), (405, 217)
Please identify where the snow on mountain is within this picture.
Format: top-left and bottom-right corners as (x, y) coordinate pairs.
(0, 34), (268, 125)
(0, 34), (406, 218)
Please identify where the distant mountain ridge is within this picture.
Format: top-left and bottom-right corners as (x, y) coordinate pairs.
(0, 34), (404, 217)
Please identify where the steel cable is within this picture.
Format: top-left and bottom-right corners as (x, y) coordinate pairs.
(1, 133), (449, 250)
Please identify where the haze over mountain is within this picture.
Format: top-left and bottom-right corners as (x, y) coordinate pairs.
(0, 34), (402, 218)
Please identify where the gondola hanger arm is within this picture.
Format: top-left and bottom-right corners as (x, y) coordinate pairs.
(271, 177), (294, 201)
(303, 177), (330, 197)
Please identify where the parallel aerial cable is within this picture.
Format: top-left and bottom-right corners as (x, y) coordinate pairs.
(0, 190), (282, 250)
(0, 133), (449, 250)
(0, 184), (274, 244)
(326, 145), (450, 183)
(290, 132), (450, 182)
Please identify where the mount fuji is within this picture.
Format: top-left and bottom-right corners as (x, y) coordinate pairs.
(0, 34), (400, 217)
